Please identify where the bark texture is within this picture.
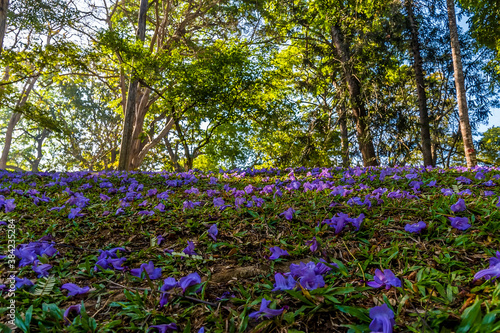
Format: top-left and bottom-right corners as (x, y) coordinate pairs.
(406, 0), (433, 166)
(0, 76), (38, 169)
(0, 0), (8, 51)
(331, 25), (378, 167)
(118, 0), (149, 171)
(446, 0), (477, 168)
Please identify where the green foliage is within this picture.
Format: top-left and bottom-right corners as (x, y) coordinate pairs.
(479, 126), (500, 165)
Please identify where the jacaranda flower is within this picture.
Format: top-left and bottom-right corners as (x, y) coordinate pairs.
(279, 208), (295, 221)
(449, 217), (471, 231)
(272, 273), (296, 291)
(269, 246), (289, 260)
(148, 323), (178, 333)
(130, 261), (162, 280)
(63, 304), (81, 326)
(248, 298), (284, 320)
(451, 198), (466, 212)
(404, 221), (426, 234)
(159, 277), (177, 307)
(208, 224), (218, 241)
(182, 241), (197, 256)
(179, 272), (201, 293)
(473, 251), (500, 281)
(61, 283), (90, 297)
(367, 269), (401, 289)
(369, 303), (395, 333)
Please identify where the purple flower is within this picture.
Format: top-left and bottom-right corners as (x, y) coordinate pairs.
(61, 283), (90, 297)
(456, 176), (472, 184)
(130, 261), (162, 280)
(248, 298), (284, 320)
(483, 180), (496, 187)
(116, 207), (125, 215)
(148, 323), (178, 333)
(100, 193), (111, 201)
(159, 277), (177, 307)
(15, 277), (34, 289)
(367, 269), (401, 290)
(138, 210), (154, 216)
(449, 217), (471, 231)
(451, 198), (466, 213)
(155, 203), (166, 212)
(182, 241), (197, 256)
(269, 246), (289, 260)
(404, 221), (426, 234)
(473, 251), (500, 281)
(63, 304), (81, 326)
(213, 197), (225, 207)
(441, 188), (454, 196)
(32, 261), (52, 277)
(157, 235), (165, 246)
(272, 273), (296, 291)
(208, 224), (218, 241)
(369, 304), (395, 333)
(68, 207), (84, 219)
(306, 237), (318, 252)
(179, 272), (201, 293)
(279, 207), (296, 221)
(299, 270), (325, 290)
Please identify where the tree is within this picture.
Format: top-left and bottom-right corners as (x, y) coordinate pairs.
(478, 126), (500, 165)
(405, 0), (433, 166)
(446, 0), (477, 167)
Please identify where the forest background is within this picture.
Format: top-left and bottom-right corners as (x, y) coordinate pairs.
(1, 0), (500, 172)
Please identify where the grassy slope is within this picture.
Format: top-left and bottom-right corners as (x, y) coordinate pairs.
(0, 166), (500, 332)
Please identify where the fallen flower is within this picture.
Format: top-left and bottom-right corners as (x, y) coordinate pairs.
(369, 303), (395, 333)
(450, 198), (466, 213)
(208, 224), (218, 241)
(63, 304), (81, 326)
(367, 269), (401, 290)
(130, 261), (162, 280)
(272, 273), (296, 291)
(404, 221), (426, 234)
(269, 246), (289, 260)
(473, 251), (500, 281)
(61, 283), (90, 297)
(449, 216), (471, 231)
(32, 261), (52, 278)
(248, 298), (284, 320)
(148, 323), (178, 333)
(279, 207), (295, 221)
(179, 272), (201, 293)
(182, 241), (197, 256)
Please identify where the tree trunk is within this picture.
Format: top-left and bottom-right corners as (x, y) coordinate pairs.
(0, 0), (8, 52)
(118, 0), (149, 171)
(31, 129), (50, 172)
(338, 104), (350, 168)
(331, 25), (378, 167)
(0, 112), (21, 169)
(0, 76), (38, 169)
(405, 0), (433, 167)
(446, 0), (477, 168)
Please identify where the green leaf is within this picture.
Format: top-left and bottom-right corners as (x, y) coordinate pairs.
(334, 305), (371, 323)
(457, 297), (483, 333)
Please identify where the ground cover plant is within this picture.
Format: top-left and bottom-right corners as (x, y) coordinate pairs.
(1, 166), (500, 332)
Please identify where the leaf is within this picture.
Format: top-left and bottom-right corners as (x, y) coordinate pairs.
(33, 276), (57, 296)
(285, 289), (315, 306)
(334, 305), (371, 323)
(457, 297), (482, 333)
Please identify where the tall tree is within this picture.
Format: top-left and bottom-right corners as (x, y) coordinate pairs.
(405, 0), (433, 166)
(118, 0), (148, 171)
(446, 0), (477, 167)
(0, 0), (7, 51)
